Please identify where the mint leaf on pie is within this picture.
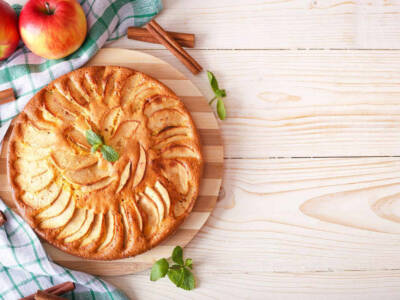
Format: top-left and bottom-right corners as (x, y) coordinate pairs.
(86, 130), (103, 146)
(100, 145), (119, 162)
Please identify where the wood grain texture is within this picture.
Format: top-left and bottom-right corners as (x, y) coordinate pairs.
(115, 49), (400, 158)
(104, 270), (400, 300)
(108, 0), (400, 50)
(0, 48), (223, 276)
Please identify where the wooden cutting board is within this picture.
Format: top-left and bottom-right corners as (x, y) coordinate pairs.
(0, 48), (223, 276)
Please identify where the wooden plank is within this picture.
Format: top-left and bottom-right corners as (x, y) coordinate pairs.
(104, 270), (400, 300)
(195, 157), (400, 274)
(107, 0), (400, 50)
(131, 49), (400, 157)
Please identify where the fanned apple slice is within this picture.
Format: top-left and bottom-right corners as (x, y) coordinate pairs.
(155, 181), (171, 216)
(81, 213), (103, 247)
(120, 73), (143, 107)
(21, 182), (61, 209)
(22, 124), (57, 148)
(132, 198), (143, 232)
(110, 120), (139, 151)
(102, 68), (133, 107)
(144, 186), (164, 223)
(51, 151), (98, 171)
(161, 144), (200, 159)
(132, 144), (146, 188)
(44, 90), (81, 122)
(14, 143), (51, 161)
(132, 84), (163, 105)
(116, 162), (131, 193)
(36, 189), (71, 220)
(81, 177), (114, 192)
(39, 106), (59, 123)
(153, 135), (189, 150)
(160, 159), (189, 195)
(154, 126), (190, 143)
(97, 211), (115, 250)
(16, 168), (54, 193)
(15, 159), (49, 177)
(70, 72), (93, 103)
(65, 127), (90, 151)
(147, 109), (188, 134)
(137, 193), (159, 238)
(101, 107), (122, 138)
(83, 67), (105, 99)
(40, 197), (75, 229)
(65, 210), (95, 243)
(143, 96), (180, 117)
(120, 205), (130, 248)
(64, 163), (109, 185)
(60, 76), (90, 106)
(58, 208), (87, 239)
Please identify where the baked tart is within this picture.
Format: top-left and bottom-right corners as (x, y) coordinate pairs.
(7, 66), (203, 259)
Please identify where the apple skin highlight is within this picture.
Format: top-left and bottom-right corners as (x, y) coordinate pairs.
(19, 0), (87, 60)
(0, 0), (20, 61)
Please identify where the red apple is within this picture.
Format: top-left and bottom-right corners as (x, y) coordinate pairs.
(19, 0), (87, 60)
(0, 0), (20, 60)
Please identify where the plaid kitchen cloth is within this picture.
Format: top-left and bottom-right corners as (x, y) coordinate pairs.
(0, 0), (162, 298)
(0, 0), (162, 141)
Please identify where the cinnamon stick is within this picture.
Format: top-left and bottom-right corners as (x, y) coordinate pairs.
(0, 88), (15, 105)
(34, 291), (65, 300)
(145, 20), (203, 75)
(128, 27), (195, 48)
(20, 282), (75, 300)
(0, 210), (6, 226)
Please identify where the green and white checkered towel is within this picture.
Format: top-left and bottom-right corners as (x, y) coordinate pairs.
(0, 0), (162, 298)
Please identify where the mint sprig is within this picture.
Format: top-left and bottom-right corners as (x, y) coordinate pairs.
(85, 130), (119, 162)
(150, 246), (195, 291)
(207, 71), (227, 120)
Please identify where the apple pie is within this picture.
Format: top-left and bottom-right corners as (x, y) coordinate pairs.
(7, 66), (203, 259)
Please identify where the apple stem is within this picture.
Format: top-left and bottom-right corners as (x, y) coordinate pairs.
(45, 2), (51, 14)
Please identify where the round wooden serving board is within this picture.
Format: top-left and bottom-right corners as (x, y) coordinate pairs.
(0, 48), (223, 276)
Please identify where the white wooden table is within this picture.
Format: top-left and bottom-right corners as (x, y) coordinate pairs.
(10, 0), (400, 299)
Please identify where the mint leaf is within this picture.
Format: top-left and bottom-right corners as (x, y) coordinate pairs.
(167, 268), (184, 287)
(150, 246), (196, 290)
(86, 130), (103, 146)
(100, 145), (119, 162)
(217, 98), (226, 120)
(185, 258), (193, 269)
(180, 268), (195, 290)
(207, 71), (219, 94)
(150, 258), (169, 281)
(172, 246), (184, 266)
(207, 70), (227, 120)
(91, 144), (102, 153)
(215, 89), (226, 98)
(170, 264), (182, 270)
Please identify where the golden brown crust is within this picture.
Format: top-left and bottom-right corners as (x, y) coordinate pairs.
(7, 66), (203, 260)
